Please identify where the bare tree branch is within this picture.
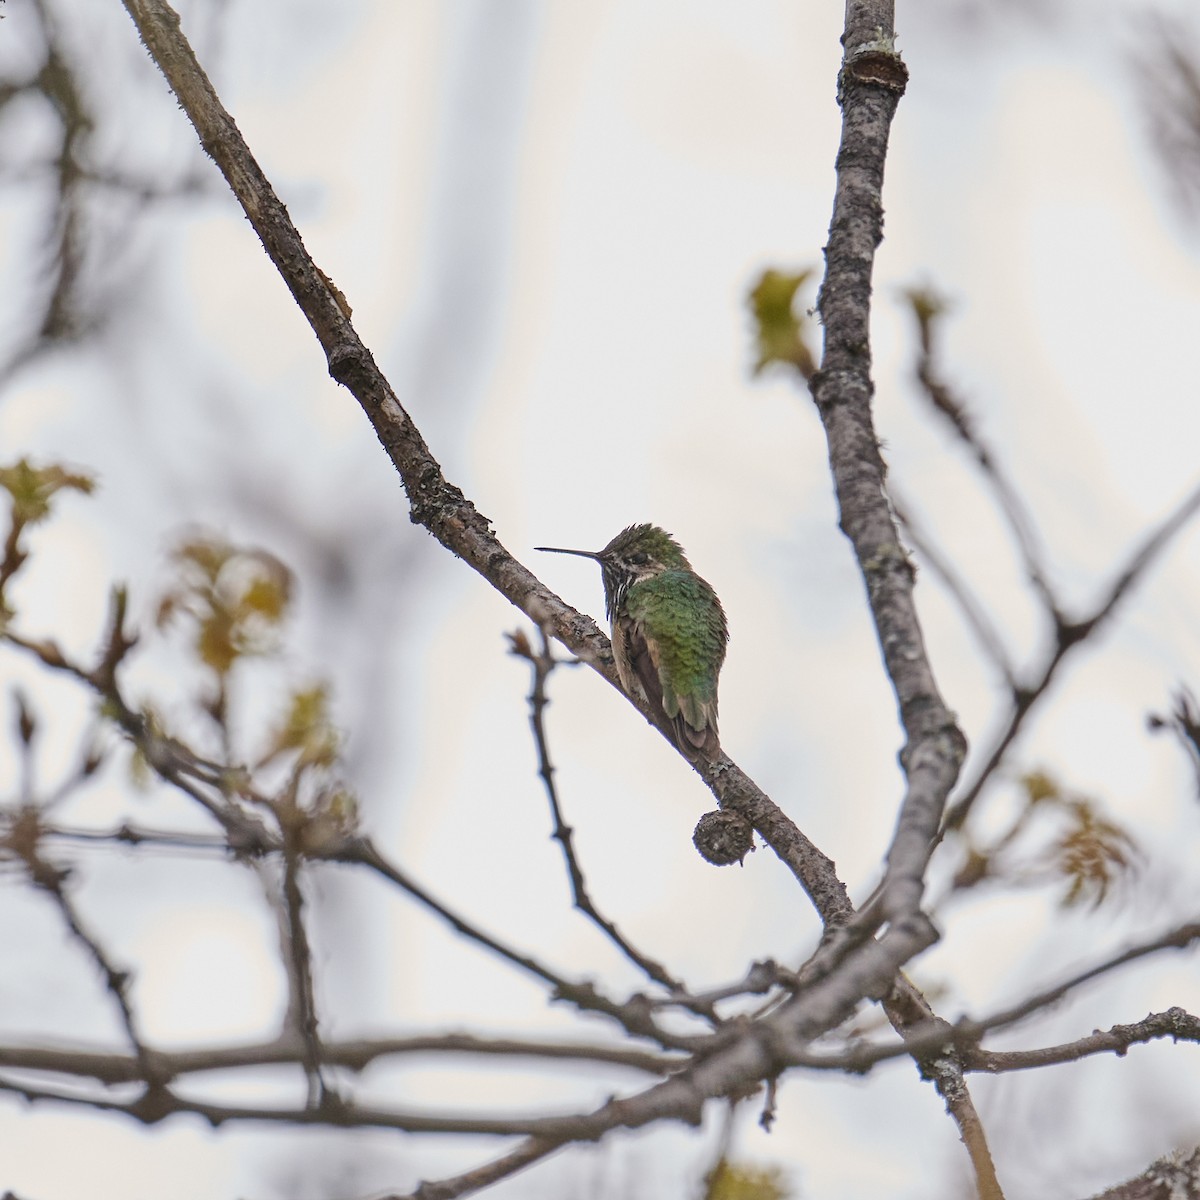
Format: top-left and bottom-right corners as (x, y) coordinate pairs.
(0, 1031), (678, 1085)
(967, 1006), (1200, 1075)
(337, 837), (710, 1052)
(656, 959), (798, 1014)
(509, 626), (709, 1008)
(944, 479), (1200, 834)
(900, 285), (1059, 618)
(0, 1073), (654, 1137)
(881, 977), (1004, 1200)
(963, 922), (1200, 1039)
(809, 3), (967, 926)
(277, 837), (328, 1108)
(35, 821), (234, 854)
(4, 809), (162, 1093)
(112, 0), (858, 949)
(7, 608), (727, 1059)
(1148, 688), (1200, 798)
(1087, 1145), (1200, 1200)
(891, 488), (1019, 690)
(774, 15), (1000, 1191)
(3, 617), (276, 852)
(1134, 14), (1200, 224)
(777, 923), (1200, 1076)
(0, 5), (1146, 1200)
(386, 1138), (562, 1200)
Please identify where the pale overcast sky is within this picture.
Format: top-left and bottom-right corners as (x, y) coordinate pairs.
(3, 2), (1200, 1197)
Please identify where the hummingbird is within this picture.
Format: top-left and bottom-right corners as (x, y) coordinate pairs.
(535, 524), (728, 759)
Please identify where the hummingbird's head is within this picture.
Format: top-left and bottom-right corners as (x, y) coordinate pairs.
(596, 524), (690, 580)
(535, 524), (692, 621)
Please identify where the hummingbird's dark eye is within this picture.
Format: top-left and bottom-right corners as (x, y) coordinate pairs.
(628, 552), (649, 566)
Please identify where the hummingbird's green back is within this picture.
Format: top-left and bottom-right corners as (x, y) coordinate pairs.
(620, 569), (727, 748)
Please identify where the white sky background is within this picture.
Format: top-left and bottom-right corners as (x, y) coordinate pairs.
(2, 0), (1200, 1197)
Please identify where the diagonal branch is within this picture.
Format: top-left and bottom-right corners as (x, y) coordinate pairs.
(385, 1139), (563, 1200)
(962, 921), (1200, 1038)
(901, 285), (1059, 618)
(115, 0), (849, 926)
(3, 617), (276, 853)
(891, 489), (1018, 691)
(5, 812), (165, 1098)
(341, 837), (707, 1052)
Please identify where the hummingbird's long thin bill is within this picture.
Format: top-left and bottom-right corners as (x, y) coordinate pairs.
(534, 545), (601, 559)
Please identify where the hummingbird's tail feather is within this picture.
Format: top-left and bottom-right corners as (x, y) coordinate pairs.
(675, 714), (721, 760)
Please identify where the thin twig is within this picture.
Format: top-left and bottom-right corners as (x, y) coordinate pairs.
(36, 820), (234, 855)
(0, 1031), (679, 1084)
(510, 627), (700, 1003)
(12, 690), (36, 806)
(341, 837), (708, 1052)
(882, 977), (1004, 1200)
(966, 1006), (1200, 1074)
(381, 1138), (562, 1200)
(963, 922), (1200, 1038)
(891, 489), (1018, 690)
(1148, 687), (1200, 798)
(3, 623), (274, 851)
(903, 289), (1059, 618)
(10, 823), (163, 1093)
(0, 1074), (605, 1136)
(277, 809), (328, 1107)
(944, 479), (1200, 833)
(654, 959), (798, 1014)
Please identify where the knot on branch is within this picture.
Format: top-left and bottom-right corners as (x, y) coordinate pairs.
(841, 30), (909, 97)
(843, 49), (909, 93)
(693, 809), (755, 866)
(131, 1082), (175, 1125)
(326, 341), (367, 389)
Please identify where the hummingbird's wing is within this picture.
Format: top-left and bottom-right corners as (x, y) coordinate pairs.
(619, 572), (726, 758)
(614, 611), (670, 722)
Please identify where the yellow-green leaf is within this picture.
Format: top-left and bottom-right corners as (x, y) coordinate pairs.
(748, 268), (816, 378)
(704, 1159), (791, 1200)
(0, 458), (94, 525)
